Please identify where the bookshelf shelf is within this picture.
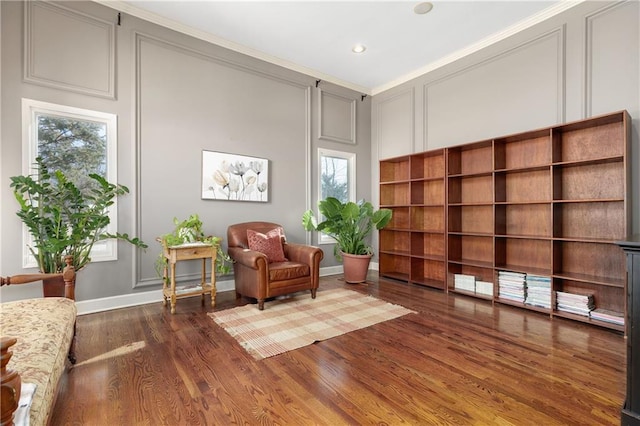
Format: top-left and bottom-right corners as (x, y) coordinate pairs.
(380, 156), (410, 182)
(379, 110), (630, 331)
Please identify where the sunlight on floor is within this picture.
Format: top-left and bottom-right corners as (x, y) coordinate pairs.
(73, 341), (146, 367)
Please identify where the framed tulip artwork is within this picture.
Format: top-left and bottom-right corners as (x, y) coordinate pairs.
(201, 150), (269, 202)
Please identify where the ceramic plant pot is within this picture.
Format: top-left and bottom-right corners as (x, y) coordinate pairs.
(341, 252), (372, 284)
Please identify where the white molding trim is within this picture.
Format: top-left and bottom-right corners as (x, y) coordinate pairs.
(584, 1), (627, 118)
(376, 88), (415, 158)
(422, 26), (566, 147)
(372, 1), (582, 95)
(24, 1), (116, 99)
(96, 1), (582, 96)
(133, 32), (311, 92)
(78, 267), (345, 315)
(20, 98), (120, 269)
(316, 148), (357, 245)
(304, 86), (313, 245)
(77, 277), (235, 315)
(318, 89), (357, 144)
(132, 31), (313, 286)
(95, 0), (370, 95)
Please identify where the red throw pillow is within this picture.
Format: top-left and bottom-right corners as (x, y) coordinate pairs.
(246, 228), (288, 263)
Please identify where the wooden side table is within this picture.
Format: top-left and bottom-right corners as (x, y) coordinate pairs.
(159, 240), (217, 314)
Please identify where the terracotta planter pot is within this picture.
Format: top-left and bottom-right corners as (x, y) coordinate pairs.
(341, 252), (372, 284)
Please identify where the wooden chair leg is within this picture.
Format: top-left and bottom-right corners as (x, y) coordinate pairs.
(258, 299), (265, 310)
(311, 289), (317, 299)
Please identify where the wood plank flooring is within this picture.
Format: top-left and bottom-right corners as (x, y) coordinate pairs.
(50, 275), (626, 425)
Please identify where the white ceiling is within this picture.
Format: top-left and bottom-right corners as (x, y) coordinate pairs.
(104, 1), (581, 95)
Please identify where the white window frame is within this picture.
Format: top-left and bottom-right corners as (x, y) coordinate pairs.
(317, 148), (356, 244)
(21, 98), (119, 268)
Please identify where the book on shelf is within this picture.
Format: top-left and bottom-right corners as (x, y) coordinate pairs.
(590, 308), (624, 326)
(454, 274), (476, 292)
(498, 271), (526, 303)
(524, 274), (551, 309)
(475, 281), (494, 296)
(555, 291), (594, 317)
(498, 271), (526, 278)
(498, 294), (525, 303)
(526, 274), (551, 286)
(525, 295), (551, 309)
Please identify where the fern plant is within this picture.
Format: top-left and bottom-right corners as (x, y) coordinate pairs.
(156, 214), (232, 280)
(10, 157), (147, 273)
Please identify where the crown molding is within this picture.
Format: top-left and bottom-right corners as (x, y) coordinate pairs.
(95, 0), (583, 97)
(94, 0), (371, 94)
(371, 1), (584, 95)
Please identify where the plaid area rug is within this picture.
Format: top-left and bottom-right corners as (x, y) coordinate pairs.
(209, 288), (415, 360)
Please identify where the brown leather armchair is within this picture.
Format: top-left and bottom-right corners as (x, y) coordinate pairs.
(227, 222), (323, 310)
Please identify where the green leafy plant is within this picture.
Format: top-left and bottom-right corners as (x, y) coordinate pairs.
(156, 214), (232, 279)
(302, 197), (392, 261)
(10, 157), (148, 273)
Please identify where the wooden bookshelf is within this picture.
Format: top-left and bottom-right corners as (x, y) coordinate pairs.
(379, 110), (631, 331)
(380, 150), (446, 289)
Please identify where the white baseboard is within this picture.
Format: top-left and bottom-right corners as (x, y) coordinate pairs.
(76, 264), (355, 315)
(75, 278), (237, 315)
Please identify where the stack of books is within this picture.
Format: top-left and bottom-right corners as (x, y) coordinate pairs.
(590, 308), (624, 326)
(454, 274), (476, 292)
(556, 291), (594, 317)
(498, 271), (526, 303)
(524, 274), (551, 309)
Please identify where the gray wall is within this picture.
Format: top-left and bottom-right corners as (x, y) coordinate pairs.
(372, 0), (640, 237)
(0, 1), (370, 302)
(2, 1), (638, 304)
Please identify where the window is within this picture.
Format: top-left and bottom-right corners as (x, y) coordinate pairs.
(21, 98), (118, 268)
(318, 148), (356, 244)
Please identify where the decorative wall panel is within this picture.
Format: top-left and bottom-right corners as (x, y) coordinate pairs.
(586, 1), (639, 117)
(377, 89), (414, 160)
(318, 89), (356, 144)
(424, 28), (564, 148)
(134, 34), (310, 287)
(24, 2), (115, 98)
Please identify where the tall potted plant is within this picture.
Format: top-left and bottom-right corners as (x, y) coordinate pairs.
(10, 157), (147, 293)
(302, 197), (392, 283)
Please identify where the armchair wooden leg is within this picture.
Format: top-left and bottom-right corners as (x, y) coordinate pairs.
(311, 289), (317, 299)
(235, 292), (241, 300)
(258, 299), (265, 310)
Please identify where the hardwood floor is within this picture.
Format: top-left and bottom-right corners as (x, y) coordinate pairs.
(51, 274), (625, 425)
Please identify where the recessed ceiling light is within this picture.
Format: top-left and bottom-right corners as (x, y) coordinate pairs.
(414, 2), (433, 15)
(352, 44), (366, 54)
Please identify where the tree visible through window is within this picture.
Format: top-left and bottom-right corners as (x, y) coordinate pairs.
(21, 99), (118, 267)
(318, 148), (355, 243)
(321, 155), (349, 202)
(36, 114), (108, 194)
